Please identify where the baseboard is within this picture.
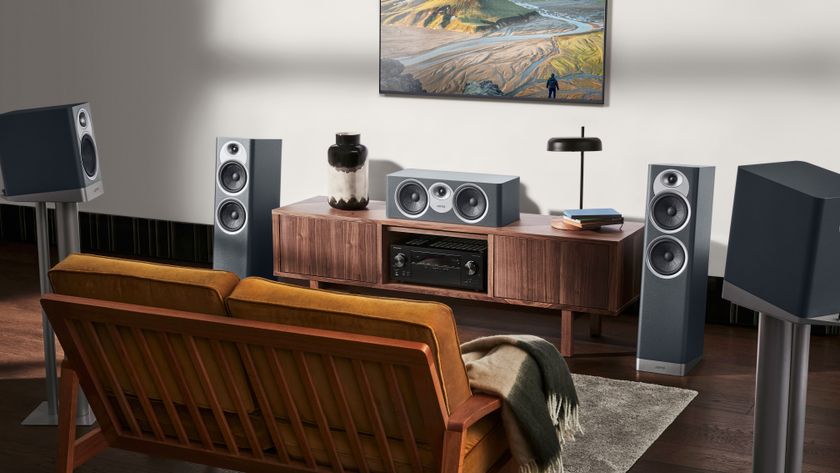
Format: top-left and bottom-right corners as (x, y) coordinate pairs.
(0, 204), (213, 265)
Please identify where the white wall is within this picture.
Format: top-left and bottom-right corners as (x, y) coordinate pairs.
(2, 0), (839, 275)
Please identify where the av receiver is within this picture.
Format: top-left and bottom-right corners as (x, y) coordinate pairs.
(390, 236), (487, 292)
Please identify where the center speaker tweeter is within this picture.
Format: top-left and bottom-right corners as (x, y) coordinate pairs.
(386, 169), (520, 227)
(213, 137), (282, 279)
(637, 164), (715, 376)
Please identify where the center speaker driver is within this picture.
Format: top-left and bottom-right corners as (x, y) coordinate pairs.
(637, 164), (715, 376)
(213, 137), (282, 279)
(386, 169), (520, 227)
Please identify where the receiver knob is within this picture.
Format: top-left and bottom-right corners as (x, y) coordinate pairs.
(465, 260), (478, 276)
(394, 253), (407, 268)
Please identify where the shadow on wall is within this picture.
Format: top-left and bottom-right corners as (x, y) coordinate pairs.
(519, 183), (540, 214)
(369, 160), (404, 201)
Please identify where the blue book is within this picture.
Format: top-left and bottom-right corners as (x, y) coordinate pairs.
(562, 208), (622, 220)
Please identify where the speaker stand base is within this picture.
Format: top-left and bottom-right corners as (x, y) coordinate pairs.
(636, 356), (701, 376)
(22, 401), (96, 427)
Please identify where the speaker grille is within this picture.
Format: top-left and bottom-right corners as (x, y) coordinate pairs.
(651, 192), (689, 231)
(218, 200), (246, 233)
(80, 134), (97, 179)
(454, 185), (487, 222)
(219, 162), (247, 193)
(397, 181), (428, 216)
(647, 237), (687, 277)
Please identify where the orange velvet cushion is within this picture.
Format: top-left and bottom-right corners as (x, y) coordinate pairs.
(49, 253), (238, 315)
(49, 254), (254, 413)
(226, 277), (473, 417)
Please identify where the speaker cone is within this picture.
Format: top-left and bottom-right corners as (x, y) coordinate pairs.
(651, 192), (689, 232)
(80, 134), (97, 179)
(648, 237), (686, 277)
(397, 181), (428, 216)
(219, 162), (247, 193)
(454, 185), (487, 222)
(218, 200), (246, 232)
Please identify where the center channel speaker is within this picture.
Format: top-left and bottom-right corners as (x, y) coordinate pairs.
(0, 102), (103, 202)
(386, 169), (520, 227)
(637, 164), (715, 376)
(213, 137), (282, 279)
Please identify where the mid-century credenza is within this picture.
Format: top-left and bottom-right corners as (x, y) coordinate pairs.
(272, 197), (644, 357)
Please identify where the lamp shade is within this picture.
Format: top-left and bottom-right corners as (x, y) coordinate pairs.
(547, 137), (602, 152)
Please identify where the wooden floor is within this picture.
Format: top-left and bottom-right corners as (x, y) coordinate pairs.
(1, 241), (838, 472)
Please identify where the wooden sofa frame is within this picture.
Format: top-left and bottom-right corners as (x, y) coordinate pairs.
(43, 293), (510, 473)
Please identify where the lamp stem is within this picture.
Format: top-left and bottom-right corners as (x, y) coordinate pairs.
(580, 126), (585, 209)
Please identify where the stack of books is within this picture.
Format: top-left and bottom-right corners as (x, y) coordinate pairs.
(553, 208), (624, 231)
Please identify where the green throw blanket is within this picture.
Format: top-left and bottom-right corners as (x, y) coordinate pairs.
(461, 335), (581, 473)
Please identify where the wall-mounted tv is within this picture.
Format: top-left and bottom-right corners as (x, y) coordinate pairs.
(380, 0), (608, 105)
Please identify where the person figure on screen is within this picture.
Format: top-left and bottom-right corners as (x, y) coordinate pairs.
(546, 73), (559, 99)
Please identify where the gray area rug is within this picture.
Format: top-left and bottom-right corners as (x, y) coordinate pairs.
(562, 374), (698, 473)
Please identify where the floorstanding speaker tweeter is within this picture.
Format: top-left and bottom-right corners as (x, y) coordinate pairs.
(213, 137), (282, 279)
(637, 164), (715, 376)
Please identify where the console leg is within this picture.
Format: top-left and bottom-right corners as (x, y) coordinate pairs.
(309, 280), (320, 289)
(589, 314), (602, 338)
(753, 314), (793, 473)
(561, 310), (574, 357)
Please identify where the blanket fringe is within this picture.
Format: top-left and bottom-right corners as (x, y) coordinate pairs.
(547, 394), (583, 444)
(518, 455), (565, 473)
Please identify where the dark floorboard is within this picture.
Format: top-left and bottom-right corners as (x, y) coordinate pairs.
(1, 242), (838, 472)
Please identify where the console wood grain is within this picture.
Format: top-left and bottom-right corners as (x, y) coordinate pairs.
(273, 197), (644, 356)
(276, 214), (377, 283)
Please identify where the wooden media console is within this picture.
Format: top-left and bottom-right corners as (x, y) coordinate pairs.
(272, 197), (644, 357)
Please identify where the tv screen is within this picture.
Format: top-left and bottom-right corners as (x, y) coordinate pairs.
(380, 0), (608, 105)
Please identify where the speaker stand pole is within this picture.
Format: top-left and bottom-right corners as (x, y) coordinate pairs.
(21, 203), (60, 425)
(55, 202), (96, 426)
(752, 313), (811, 473)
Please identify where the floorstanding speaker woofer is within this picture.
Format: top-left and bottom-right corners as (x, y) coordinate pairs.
(213, 137), (282, 279)
(650, 192), (690, 232)
(217, 200), (246, 233)
(637, 165), (715, 376)
(647, 236), (687, 278)
(396, 179), (428, 217)
(0, 102), (103, 202)
(219, 161), (247, 194)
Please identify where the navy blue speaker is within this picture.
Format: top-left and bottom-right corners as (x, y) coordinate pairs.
(0, 103), (103, 202)
(724, 161), (840, 319)
(637, 164), (716, 376)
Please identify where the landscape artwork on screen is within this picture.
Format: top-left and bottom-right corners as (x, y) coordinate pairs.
(380, 0), (608, 104)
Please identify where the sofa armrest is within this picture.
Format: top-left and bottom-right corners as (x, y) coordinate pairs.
(442, 394), (503, 473)
(446, 393), (503, 432)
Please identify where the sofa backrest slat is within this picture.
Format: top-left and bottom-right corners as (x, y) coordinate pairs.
(43, 293), (450, 472)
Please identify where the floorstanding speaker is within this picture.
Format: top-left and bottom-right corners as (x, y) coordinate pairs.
(213, 137), (282, 279)
(637, 164), (715, 376)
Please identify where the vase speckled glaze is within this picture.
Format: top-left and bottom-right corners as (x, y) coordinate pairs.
(328, 132), (369, 210)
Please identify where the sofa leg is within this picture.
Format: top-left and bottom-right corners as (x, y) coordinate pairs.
(57, 363), (80, 473)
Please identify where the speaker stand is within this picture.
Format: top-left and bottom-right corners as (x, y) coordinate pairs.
(22, 202), (96, 427)
(752, 312), (836, 473)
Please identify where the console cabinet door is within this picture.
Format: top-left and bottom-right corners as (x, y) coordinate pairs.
(493, 236), (611, 309)
(277, 215), (377, 283)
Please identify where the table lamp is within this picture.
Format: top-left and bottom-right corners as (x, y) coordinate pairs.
(547, 126), (603, 209)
